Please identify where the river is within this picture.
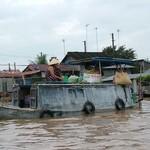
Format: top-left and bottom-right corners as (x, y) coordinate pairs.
(0, 100), (150, 150)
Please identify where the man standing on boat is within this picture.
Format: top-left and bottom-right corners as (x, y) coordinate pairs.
(45, 58), (63, 81)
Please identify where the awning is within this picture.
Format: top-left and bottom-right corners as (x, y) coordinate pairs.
(66, 57), (133, 65)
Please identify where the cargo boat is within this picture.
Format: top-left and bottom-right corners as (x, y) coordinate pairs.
(0, 57), (139, 120)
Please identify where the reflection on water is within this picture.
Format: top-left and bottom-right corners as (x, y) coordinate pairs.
(0, 100), (150, 150)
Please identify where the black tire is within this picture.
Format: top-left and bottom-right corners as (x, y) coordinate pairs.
(115, 99), (125, 110)
(83, 101), (95, 114)
(39, 110), (54, 118)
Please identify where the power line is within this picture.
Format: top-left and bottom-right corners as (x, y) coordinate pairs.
(0, 64), (28, 66)
(0, 53), (34, 59)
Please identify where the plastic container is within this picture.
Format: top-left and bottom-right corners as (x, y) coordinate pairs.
(63, 75), (68, 82)
(132, 93), (137, 104)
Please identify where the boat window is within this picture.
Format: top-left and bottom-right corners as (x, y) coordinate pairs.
(76, 89), (84, 98)
(69, 89), (76, 98)
(68, 88), (85, 98)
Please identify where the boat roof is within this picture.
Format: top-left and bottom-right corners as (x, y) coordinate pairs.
(103, 64), (135, 69)
(66, 57), (133, 65)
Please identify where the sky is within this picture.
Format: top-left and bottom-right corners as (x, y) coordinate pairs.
(0, 0), (150, 71)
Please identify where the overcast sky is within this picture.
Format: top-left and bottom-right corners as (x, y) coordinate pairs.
(0, 0), (150, 71)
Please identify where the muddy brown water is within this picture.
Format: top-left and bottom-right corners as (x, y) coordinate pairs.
(0, 100), (150, 150)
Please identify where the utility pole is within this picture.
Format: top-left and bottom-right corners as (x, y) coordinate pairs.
(85, 24), (89, 51)
(62, 39), (66, 55)
(40, 52), (43, 57)
(111, 33), (115, 57)
(95, 27), (99, 52)
(14, 62), (16, 71)
(117, 29), (120, 48)
(83, 41), (87, 52)
(8, 63), (11, 72)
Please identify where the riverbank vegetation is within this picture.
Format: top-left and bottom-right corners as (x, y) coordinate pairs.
(136, 75), (150, 83)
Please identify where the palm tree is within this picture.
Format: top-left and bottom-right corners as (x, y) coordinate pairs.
(31, 52), (48, 64)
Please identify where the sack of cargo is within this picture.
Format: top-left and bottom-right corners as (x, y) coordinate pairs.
(68, 75), (79, 83)
(114, 71), (132, 85)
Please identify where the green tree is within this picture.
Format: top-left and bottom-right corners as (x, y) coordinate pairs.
(132, 62), (141, 73)
(31, 52), (48, 64)
(136, 75), (150, 83)
(102, 45), (136, 59)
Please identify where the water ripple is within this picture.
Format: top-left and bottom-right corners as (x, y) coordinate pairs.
(0, 100), (150, 150)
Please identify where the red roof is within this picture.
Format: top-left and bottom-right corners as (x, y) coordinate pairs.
(0, 70), (40, 78)
(23, 64), (79, 72)
(0, 63), (79, 78)
(23, 64), (48, 72)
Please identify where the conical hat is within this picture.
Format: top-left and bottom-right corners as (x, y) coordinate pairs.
(49, 58), (60, 65)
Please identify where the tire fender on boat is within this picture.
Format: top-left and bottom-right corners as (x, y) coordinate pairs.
(83, 101), (95, 114)
(115, 98), (125, 110)
(39, 110), (54, 118)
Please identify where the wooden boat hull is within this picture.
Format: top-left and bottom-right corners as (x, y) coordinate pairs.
(0, 83), (137, 120)
(0, 106), (40, 120)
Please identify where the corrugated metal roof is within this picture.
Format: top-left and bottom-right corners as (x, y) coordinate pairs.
(0, 70), (40, 78)
(60, 64), (80, 71)
(67, 57), (133, 65)
(23, 64), (48, 72)
(102, 71), (150, 82)
(103, 64), (135, 69)
(23, 64), (79, 72)
(61, 52), (104, 63)
(144, 69), (150, 74)
(3, 70), (20, 73)
(133, 59), (150, 64)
